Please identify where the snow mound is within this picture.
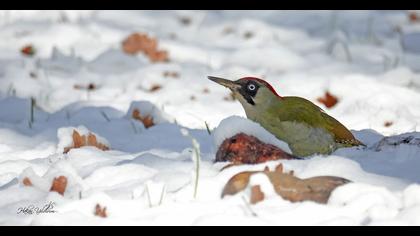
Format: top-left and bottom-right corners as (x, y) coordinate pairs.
(213, 116), (291, 153)
(83, 163), (157, 189)
(19, 160), (87, 198)
(39, 47), (84, 75)
(56, 125), (110, 153)
(0, 97), (48, 124)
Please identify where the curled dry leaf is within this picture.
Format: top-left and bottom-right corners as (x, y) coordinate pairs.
(132, 108), (155, 129)
(409, 11), (419, 23)
(87, 83), (96, 90)
(384, 121), (393, 127)
(222, 165), (350, 204)
(94, 204), (107, 218)
(121, 33), (169, 63)
(274, 163), (283, 173)
(63, 130), (110, 154)
(21, 44), (36, 57)
(216, 133), (298, 164)
(149, 84), (162, 92)
(50, 176), (68, 195)
(122, 33), (156, 55)
(317, 91), (339, 108)
(265, 172), (349, 204)
(250, 185), (265, 204)
(221, 171), (260, 197)
(22, 177), (33, 186)
(147, 50), (169, 63)
(72, 130), (84, 149)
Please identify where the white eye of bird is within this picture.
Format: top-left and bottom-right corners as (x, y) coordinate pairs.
(248, 84), (256, 91)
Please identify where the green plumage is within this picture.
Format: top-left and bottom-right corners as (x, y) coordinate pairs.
(208, 76), (364, 157)
(253, 95), (364, 156)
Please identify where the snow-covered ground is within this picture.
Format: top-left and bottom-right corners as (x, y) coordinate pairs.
(1, 10), (420, 225)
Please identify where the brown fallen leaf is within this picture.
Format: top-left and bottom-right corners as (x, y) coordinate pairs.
(147, 50), (169, 63)
(274, 163), (283, 173)
(202, 88), (210, 94)
(122, 33), (155, 55)
(149, 84), (162, 92)
(122, 33), (169, 62)
(222, 167), (350, 204)
(50, 176), (68, 195)
(265, 172), (350, 204)
(409, 11), (419, 23)
(221, 171), (260, 197)
(73, 130), (84, 149)
(63, 130), (110, 154)
(216, 133), (298, 164)
(21, 45), (36, 57)
(87, 133), (97, 146)
(94, 204), (107, 218)
(317, 91), (339, 108)
(132, 108), (155, 129)
(87, 83), (96, 90)
(250, 185), (265, 204)
(23, 177), (33, 186)
(384, 121), (393, 127)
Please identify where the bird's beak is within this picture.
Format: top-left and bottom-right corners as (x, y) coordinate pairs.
(208, 76), (240, 90)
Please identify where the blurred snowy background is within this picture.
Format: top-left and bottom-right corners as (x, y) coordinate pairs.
(1, 10), (420, 225)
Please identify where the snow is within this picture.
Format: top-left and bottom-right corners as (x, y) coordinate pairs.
(212, 115), (291, 153)
(0, 10), (420, 225)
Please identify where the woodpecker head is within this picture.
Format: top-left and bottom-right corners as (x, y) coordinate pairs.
(208, 76), (282, 115)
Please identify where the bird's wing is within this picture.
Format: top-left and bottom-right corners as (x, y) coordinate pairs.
(275, 97), (364, 147)
(319, 111), (365, 146)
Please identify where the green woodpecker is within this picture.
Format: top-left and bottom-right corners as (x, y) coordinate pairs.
(208, 76), (365, 157)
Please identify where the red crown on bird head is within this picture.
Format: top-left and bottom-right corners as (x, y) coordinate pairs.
(239, 77), (282, 98)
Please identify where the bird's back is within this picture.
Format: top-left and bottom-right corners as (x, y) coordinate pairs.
(265, 96), (364, 150)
